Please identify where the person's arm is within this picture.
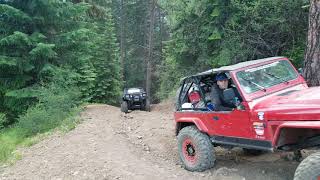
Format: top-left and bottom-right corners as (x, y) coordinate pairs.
(210, 85), (233, 111)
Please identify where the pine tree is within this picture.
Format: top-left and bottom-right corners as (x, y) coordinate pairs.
(0, 0), (122, 127)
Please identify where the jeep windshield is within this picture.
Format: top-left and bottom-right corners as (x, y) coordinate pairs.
(236, 60), (298, 94)
(127, 88), (141, 94)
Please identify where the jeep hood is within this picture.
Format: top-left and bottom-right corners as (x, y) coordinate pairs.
(253, 87), (320, 121)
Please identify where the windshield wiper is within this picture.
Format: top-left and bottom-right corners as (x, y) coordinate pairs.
(241, 77), (267, 92)
(263, 72), (289, 84)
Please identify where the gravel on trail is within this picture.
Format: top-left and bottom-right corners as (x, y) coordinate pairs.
(0, 102), (300, 180)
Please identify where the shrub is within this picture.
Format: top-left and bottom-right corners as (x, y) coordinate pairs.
(0, 113), (7, 129)
(16, 84), (81, 138)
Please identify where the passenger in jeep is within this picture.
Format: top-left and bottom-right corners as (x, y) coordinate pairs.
(210, 73), (237, 111)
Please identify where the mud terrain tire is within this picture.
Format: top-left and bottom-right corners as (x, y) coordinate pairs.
(177, 126), (215, 172)
(294, 152), (320, 180)
(121, 101), (128, 113)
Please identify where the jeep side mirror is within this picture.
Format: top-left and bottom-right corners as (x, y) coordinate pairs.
(298, 68), (303, 75)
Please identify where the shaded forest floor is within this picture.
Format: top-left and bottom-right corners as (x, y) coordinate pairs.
(0, 102), (302, 180)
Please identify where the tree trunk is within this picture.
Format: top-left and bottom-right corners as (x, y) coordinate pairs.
(303, 0), (320, 86)
(120, 0), (126, 83)
(159, 6), (163, 62)
(146, 0), (156, 100)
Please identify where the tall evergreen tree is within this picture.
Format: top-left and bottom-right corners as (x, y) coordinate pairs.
(303, 0), (320, 86)
(0, 0), (122, 127)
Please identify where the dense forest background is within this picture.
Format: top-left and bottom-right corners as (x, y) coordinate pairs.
(0, 0), (317, 158)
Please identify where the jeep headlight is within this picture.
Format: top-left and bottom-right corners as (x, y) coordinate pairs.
(142, 93), (146, 97)
(125, 94), (130, 99)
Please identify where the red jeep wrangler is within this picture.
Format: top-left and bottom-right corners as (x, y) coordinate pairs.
(174, 57), (320, 180)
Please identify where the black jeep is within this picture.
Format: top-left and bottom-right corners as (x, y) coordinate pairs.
(120, 88), (151, 113)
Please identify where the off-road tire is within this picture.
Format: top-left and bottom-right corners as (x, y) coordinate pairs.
(243, 148), (263, 156)
(121, 101), (128, 113)
(294, 152), (320, 180)
(144, 99), (151, 112)
(177, 126), (215, 172)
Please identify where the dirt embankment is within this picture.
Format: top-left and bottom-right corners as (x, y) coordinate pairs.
(0, 102), (300, 180)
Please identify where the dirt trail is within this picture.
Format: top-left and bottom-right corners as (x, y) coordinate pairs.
(0, 103), (299, 180)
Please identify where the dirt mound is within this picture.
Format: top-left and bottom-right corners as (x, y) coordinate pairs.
(151, 99), (175, 112)
(0, 103), (299, 180)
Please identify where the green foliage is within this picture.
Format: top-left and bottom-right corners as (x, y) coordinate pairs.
(119, 0), (149, 89)
(0, 55), (18, 67)
(283, 43), (305, 68)
(222, 0), (308, 61)
(0, 126), (26, 163)
(0, 132), (18, 163)
(110, 0), (167, 102)
(208, 30), (222, 41)
(0, 4), (32, 35)
(0, 103), (81, 163)
(0, 31), (32, 48)
(0, 0), (121, 163)
(0, 113), (7, 129)
(158, 0), (309, 100)
(0, 0), (122, 128)
(15, 74), (81, 138)
(16, 105), (54, 138)
(30, 43), (56, 59)
(0, 69), (82, 162)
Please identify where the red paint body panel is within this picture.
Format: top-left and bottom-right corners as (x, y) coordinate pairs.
(252, 87), (320, 121)
(175, 110), (252, 138)
(174, 57), (320, 149)
(174, 113), (209, 133)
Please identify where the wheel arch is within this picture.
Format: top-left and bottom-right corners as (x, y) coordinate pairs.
(273, 125), (320, 150)
(175, 118), (209, 136)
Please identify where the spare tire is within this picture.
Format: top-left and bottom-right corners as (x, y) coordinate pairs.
(294, 152), (320, 180)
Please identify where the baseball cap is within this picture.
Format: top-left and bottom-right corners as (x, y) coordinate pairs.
(215, 73), (228, 81)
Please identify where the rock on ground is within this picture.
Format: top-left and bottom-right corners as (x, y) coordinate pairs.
(0, 103), (299, 180)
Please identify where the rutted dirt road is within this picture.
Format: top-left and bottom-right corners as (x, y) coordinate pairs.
(0, 102), (300, 180)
